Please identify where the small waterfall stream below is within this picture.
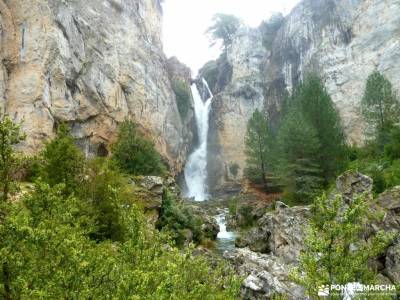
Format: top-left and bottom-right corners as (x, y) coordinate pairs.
(214, 209), (237, 254)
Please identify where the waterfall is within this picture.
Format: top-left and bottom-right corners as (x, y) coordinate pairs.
(184, 78), (213, 201)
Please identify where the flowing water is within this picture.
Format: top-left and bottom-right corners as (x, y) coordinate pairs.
(184, 79), (213, 201)
(214, 209), (237, 254)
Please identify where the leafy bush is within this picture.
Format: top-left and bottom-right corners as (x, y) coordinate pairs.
(237, 205), (256, 228)
(0, 182), (241, 299)
(228, 197), (239, 216)
(40, 124), (84, 194)
(0, 116), (25, 201)
(112, 120), (166, 176)
(384, 125), (400, 161)
(78, 158), (134, 242)
(229, 163), (240, 177)
(172, 79), (192, 119)
(291, 193), (395, 297)
(383, 159), (400, 189)
(156, 190), (205, 246)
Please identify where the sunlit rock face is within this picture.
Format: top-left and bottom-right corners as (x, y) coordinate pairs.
(0, 0), (191, 174)
(206, 0), (400, 193)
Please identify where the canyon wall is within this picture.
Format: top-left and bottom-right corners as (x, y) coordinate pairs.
(0, 0), (193, 174)
(206, 0), (400, 193)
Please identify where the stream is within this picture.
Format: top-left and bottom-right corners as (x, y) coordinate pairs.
(214, 209), (237, 254)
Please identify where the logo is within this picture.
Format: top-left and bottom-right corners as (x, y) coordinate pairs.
(317, 283), (397, 298)
(318, 285), (330, 296)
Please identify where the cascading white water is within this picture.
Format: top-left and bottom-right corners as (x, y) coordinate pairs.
(184, 78), (213, 201)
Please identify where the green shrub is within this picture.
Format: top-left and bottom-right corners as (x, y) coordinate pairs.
(78, 158), (134, 242)
(292, 193), (395, 297)
(0, 182), (241, 299)
(238, 205), (255, 228)
(172, 79), (192, 119)
(40, 124), (84, 194)
(228, 197), (239, 216)
(156, 190), (205, 246)
(383, 159), (400, 189)
(229, 163), (240, 177)
(384, 126), (400, 161)
(112, 120), (167, 176)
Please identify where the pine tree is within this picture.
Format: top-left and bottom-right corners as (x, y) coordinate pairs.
(362, 70), (400, 147)
(294, 75), (347, 184)
(206, 14), (242, 50)
(112, 120), (166, 176)
(41, 124), (84, 194)
(244, 109), (273, 188)
(277, 111), (322, 203)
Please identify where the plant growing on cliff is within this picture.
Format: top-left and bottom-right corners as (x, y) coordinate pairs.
(206, 14), (242, 50)
(112, 120), (166, 176)
(244, 109), (274, 189)
(0, 116), (25, 202)
(362, 70), (400, 148)
(40, 123), (84, 194)
(172, 79), (192, 119)
(291, 193), (395, 297)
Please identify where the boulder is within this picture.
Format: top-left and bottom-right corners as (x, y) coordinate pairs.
(225, 248), (306, 300)
(335, 170), (373, 203)
(384, 238), (400, 283)
(138, 176), (164, 194)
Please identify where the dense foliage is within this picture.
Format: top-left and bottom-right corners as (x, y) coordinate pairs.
(276, 111), (322, 203)
(244, 75), (347, 204)
(206, 14), (242, 50)
(349, 71), (400, 194)
(0, 116), (25, 202)
(171, 79), (192, 119)
(156, 190), (208, 246)
(0, 118), (241, 299)
(362, 70), (400, 147)
(40, 124), (84, 194)
(244, 109), (273, 188)
(112, 120), (167, 176)
(292, 193), (395, 297)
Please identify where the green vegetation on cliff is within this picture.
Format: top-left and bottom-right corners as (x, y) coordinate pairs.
(206, 14), (242, 50)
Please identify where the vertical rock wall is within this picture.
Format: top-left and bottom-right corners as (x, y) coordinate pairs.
(0, 0), (192, 174)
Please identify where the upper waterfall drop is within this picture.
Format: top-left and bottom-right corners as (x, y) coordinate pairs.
(184, 78), (213, 201)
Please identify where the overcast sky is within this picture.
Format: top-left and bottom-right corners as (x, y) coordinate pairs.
(162, 0), (301, 74)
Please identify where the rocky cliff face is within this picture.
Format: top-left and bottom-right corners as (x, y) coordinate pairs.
(205, 0), (400, 193)
(0, 0), (192, 174)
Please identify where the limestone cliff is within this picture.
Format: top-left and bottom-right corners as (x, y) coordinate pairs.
(205, 0), (400, 193)
(0, 0), (192, 174)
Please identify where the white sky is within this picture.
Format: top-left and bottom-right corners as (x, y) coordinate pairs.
(162, 0), (301, 74)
